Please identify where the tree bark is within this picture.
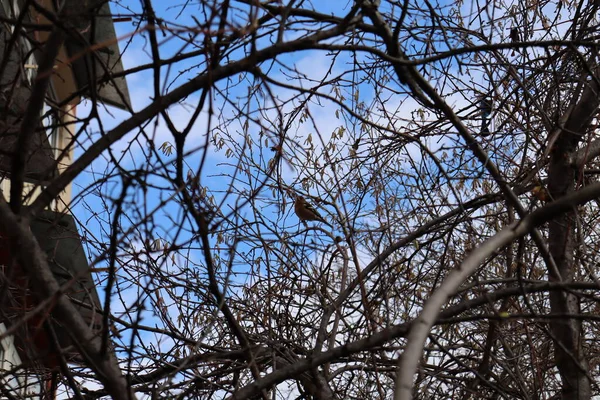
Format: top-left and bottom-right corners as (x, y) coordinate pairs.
(547, 130), (591, 400)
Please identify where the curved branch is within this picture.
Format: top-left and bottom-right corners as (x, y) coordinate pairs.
(394, 182), (600, 400)
(228, 279), (600, 399)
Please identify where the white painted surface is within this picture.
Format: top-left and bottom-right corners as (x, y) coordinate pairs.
(0, 322), (43, 398)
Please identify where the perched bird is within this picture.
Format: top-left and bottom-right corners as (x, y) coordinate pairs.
(480, 97), (492, 119)
(509, 27), (520, 56)
(531, 184), (550, 202)
(479, 96), (492, 135)
(294, 195), (331, 226)
(510, 27), (520, 43)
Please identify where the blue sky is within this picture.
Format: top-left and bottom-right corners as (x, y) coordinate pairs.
(69, 0), (469, 295)
(64, 0), (531, 385)
(67, 1), (374, 369)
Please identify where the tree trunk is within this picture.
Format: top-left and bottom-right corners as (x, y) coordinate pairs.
(547, 131), (591, 400)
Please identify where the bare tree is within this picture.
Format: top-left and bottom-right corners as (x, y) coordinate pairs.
(1, 0), (600, 399)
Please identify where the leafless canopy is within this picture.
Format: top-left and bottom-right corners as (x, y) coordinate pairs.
(1, 0), (600, 399)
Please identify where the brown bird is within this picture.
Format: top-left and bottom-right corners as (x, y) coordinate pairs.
(294, 196), (331, 226)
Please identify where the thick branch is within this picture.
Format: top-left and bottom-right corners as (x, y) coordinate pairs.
(394, 182), (600, 400)
(0, 198), (133, 399)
